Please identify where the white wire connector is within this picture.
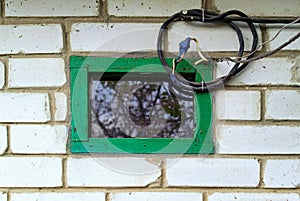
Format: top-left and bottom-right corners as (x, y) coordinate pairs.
(172, 58), (176, 74)
(191, 38), (209, 65)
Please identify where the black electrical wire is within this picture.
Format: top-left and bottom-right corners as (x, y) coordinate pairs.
(157, 9), (300, 93)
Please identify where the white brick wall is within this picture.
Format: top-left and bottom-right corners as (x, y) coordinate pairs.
(168, 22), (261, 52)
(0, 0), (299, 199)
(264, 160), (300, 188)
(0, 193), (6, 201)
(214, 0), (300, 16)
(71, 23), (160, 52)
(0, 61), (4, 89)
(0, 157), (62, 187)
(166, 158), (260, 187)
(216, 90), (261, 120)
(216, 57), (300, 86)
(267, 25), (300, 51)
(71, 22), (261, 53)
(11, 192), (105, 201)
(266, 90), (300, 120)
(208, 193), (300, 201)
(8, 58), (66, 88)
(5, 0), (99, 17)
(55, 92), (67, 121)
(0, 126), (7, 155)
(111, 192), (202, 201)
(216, 125), (300, 154)
(108, 0), (200, 17)
(0, 93), (50, 122)
(0, 25), (63, 54)
(67, 157), (161, 187)
(10, 125), (67, 154)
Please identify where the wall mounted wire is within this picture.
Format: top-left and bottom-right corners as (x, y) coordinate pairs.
(157, 9), (300, 93)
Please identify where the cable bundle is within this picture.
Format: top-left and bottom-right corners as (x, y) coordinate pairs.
(157, 9), (300, 94)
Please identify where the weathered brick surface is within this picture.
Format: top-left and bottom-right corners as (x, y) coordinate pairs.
(67, 157), (161, 187)
(216, 90), (261, 120)
(264, 160), (300, 188)
(209, 193), (300, 201)
(0, 93), (50, 122)
(214, 0), (300, 16)
(55, 92), (67, 121)
(0, 157), (62, 187)
(11, 192), (105, 201)
(71, 23), (261, 52)
(216, 57), (300, 86)
(216, 125), (300, 154)
(0, 125), (7, 155)
(5, 0), (99, 17)
(108, 0), (200, 17)
(70, 23), (160, 52)
(8, 58), (66, 88)
(1, 0), (300, 199)
(10, 125), (68, 154)
(111, 192), (202, 201)
(266, 90), (300, 120)
(0, 62), (4, 89)
(0, 193), (6, 201)
(166, 158), (260, 187)
(267, 25), (300, 51)
(0, 25), (63, 54)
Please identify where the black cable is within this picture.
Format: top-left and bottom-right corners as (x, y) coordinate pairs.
(232, 31), (300, 64)
(157, 9), (257, 92)
(157, 9), (300, 93)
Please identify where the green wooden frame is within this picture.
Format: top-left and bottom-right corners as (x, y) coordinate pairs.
(70, 56), (214, 154)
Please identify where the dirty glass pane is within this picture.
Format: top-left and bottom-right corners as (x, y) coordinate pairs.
(89, 73), (195, 138)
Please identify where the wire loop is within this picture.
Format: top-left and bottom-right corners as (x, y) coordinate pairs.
(157, 9), (300, 93)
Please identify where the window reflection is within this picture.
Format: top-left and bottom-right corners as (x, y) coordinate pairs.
(90, 77), (195, 138)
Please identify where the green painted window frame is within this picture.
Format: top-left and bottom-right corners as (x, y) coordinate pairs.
(70, 56), (214, 154)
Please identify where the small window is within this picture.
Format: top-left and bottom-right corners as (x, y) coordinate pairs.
(70, 56), (213, 154)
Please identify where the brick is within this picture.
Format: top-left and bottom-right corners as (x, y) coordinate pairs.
(108, 0), (200, 17)
(0, 125), (7, 155)
(11, 192), (105, 201)
(216, 90), (261, 120)
(216, 57), (300, 86)
(168, 22), (261, 52)
(55, 92), (67, 121)
(166, 158), (259, 187)
(216, 125), (300, 154)
(264, 160), (300, 188)
(268, 25), (300, 51)
(67, 157), (161, 187)
(0, 25), (63, 54)
(71, 23), (160, 52)
(0, 61), (4, 89)
(71, 22), (261, 53)
(0, 193), (6, 201)
(208, 193), (300, 201)
(10, 125), (67, 154)
(111, 192), (202, 201)
(8, 58), (66, 88)
(214, 0), (300, 16)
(5, 0), (99, 17)
(0, 93), (50, 122)
(266, 90), (300, 120)
(0, 157), (62, 187)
